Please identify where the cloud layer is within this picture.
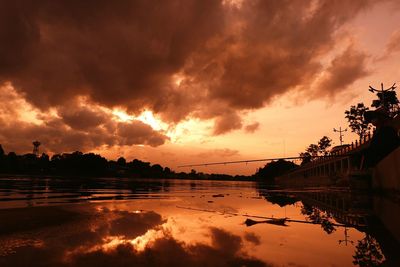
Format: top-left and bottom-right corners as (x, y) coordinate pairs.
(0, 85), (168, 154)
(0, 0), (377, 152)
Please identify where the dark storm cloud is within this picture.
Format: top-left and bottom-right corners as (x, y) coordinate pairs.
(0, 0), (225, 110)
(117, 121), (169, 147)
(58, 105), (109, 131)
(0, 119), (169, 153)
(190, 0), (374, 111)
(316, 46), (369, 97)
(0, 0), (376, 137)
(0, 87), (169, 153)
(213, 111), (243, 135)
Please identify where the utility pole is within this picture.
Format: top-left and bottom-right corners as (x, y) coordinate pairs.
(333, 127), (347, 146)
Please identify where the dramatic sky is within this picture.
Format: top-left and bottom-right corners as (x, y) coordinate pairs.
(1, 0), (400, 174)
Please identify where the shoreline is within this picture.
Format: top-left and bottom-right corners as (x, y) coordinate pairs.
(0, 173), (256, 182)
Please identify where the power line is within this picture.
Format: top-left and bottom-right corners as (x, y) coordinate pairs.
(178, 155), (344, 168)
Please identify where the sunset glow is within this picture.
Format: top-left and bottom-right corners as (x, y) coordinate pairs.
(1, 2), (399, 267)
(0, 0), (399, 174)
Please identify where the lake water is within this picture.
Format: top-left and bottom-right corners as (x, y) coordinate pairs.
(0, 177), (399, 267)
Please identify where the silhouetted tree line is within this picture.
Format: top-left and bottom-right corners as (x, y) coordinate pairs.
(295, 84), (400, 167)
(253, 159), (298, 181)
(0, 145), (253, 180)
(345, 83), (399, 140)
(299, 135), (332, 165)
(174, 168), (250, 181)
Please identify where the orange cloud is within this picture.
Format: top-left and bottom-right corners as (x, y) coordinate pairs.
(0, 0), (385, 155)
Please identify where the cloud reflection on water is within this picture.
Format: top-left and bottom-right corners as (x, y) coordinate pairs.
(1, 179), (399, 266)
(0, 206), (269, 267)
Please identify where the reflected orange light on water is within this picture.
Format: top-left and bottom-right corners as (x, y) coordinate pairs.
(0, 179), (394, 266)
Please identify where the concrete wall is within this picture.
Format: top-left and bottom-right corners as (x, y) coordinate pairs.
(274, 175), (334, 188)
(373, 195), (400, 243)
(372, 147), (400, 193)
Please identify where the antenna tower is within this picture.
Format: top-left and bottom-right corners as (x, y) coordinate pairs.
(32, 141), (41, 156)
(333, 127), (347, 146)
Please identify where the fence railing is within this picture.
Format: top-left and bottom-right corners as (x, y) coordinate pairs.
(330, 132), (372, 156)
(296, 132), (373, 170)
